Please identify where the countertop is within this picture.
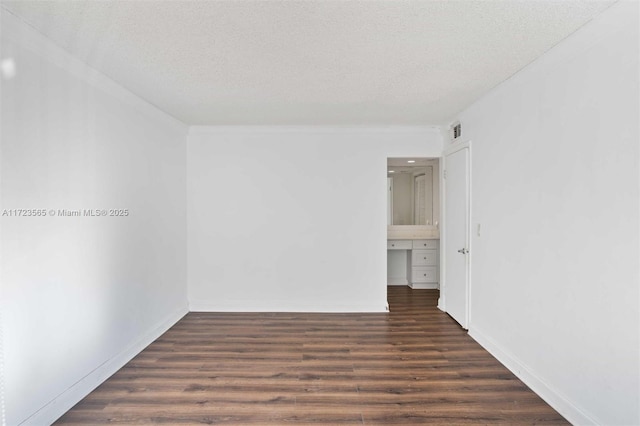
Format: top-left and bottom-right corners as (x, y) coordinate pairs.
(387, 225), (439, 240)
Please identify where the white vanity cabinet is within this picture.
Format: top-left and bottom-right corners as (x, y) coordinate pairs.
(387, 239), (439, 289)
(387, 240), (412, 250)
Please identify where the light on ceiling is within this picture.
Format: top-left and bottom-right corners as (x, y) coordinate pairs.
(407, 160), (416, 163)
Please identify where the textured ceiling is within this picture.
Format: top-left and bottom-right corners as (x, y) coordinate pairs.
(2, 0), (615, 125)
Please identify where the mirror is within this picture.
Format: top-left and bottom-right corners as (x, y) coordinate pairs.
(387, 158), (439, 226)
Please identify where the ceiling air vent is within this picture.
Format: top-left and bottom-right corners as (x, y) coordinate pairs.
(450, 121), (462, 141)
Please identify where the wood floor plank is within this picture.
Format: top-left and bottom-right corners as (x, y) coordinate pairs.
(55, 287), (568, 425)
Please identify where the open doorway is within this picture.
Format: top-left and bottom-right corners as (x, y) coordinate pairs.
(386, 157), (441, 309)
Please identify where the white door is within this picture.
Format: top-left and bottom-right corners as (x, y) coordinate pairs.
(443, 145), (470, 328)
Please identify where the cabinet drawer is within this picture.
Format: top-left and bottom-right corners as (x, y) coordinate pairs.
(412, 266), (437, 283)
(412, 239), (438, 249)
(411, 249), (437, 266)
(387, 240), (412, 250)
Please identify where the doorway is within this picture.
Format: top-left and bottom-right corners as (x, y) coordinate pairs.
(386, 157), (441, 304)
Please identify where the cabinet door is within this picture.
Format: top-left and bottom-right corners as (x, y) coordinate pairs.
(412, 267), (437, 283)
(387, 240), (412, 250)
(411, 249), (437, 266)
(412, 239), (438, 249)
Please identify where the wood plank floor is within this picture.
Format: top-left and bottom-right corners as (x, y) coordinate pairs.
(56, 287), (568, 425)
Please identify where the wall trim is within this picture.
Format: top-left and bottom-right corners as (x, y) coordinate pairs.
(188, 125), (441, 136)
(468, 325), (600, 426)
(1, 7), (188, 135)
(20, 304), (188, 426)
(189, 300), (387, 313)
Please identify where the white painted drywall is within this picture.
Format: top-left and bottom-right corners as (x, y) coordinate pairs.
(187, 127), (442, 312)
(0, 11), (188, 425)
(453, 2), (639, 424)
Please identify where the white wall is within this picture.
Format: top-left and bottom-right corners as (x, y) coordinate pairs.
(188, 127), (442, 312)
(0, 11), (188, 425)
(452, 2), (639, 425)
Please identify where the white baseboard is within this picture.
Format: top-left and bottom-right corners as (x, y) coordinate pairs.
(21, 304), (188, 426)
(409, 282), (439, 289)
(189, 300), (386, 313)
(468, 325), (600, 426)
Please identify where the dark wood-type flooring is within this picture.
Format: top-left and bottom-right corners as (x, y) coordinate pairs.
(56, 287), (568, 424)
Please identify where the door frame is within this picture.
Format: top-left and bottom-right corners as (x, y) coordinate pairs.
(438, 140), (472, 329)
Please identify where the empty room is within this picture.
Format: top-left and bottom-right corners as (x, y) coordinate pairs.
(1, 0), (638, 425)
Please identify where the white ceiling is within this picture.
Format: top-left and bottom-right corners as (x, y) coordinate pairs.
(2, 0), (615, 126)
